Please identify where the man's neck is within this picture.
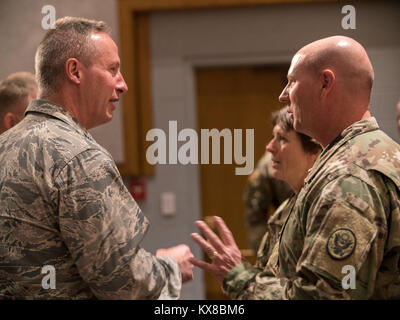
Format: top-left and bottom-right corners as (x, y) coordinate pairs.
(40, 89), (83, 127)
(317, 109), (372, 148)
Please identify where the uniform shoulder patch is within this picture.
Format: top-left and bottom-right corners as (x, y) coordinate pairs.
(326, 228), (356, 260)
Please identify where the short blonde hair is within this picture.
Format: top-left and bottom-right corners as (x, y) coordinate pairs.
(0, 71), (37, 117)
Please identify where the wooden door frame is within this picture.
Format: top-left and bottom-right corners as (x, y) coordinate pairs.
(117, 0), (339, 176)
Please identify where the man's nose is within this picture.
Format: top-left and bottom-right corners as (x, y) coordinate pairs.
(279, 85), (288, 103)
(116, 71), (128, 94)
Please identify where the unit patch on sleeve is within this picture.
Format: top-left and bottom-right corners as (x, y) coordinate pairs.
(326, 228), (356, 260)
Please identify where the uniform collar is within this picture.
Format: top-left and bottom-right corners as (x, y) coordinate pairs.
(304, 117), (379, 185)
(25, 99), (93, 140)
(324, 117), (379, 153)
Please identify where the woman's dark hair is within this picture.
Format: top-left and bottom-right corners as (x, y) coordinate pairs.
(271, 108), (322, 154)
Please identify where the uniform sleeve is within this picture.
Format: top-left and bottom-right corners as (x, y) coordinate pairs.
(54, 149), (181, 299)
(223, 243), (284, 299)
(290, 175), (388, 299)
(224, 175), (388, 299)
(223, 199), (292, 300)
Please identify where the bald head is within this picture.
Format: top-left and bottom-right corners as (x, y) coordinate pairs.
(280, 36), (374, 147)
(299, 35), (374, 94)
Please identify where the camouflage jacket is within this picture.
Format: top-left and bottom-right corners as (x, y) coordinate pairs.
(244, 151), (292, 251)
(0, 100), (181, 299)
(224, 117), (400, 299)
(255, 195), (296, 269)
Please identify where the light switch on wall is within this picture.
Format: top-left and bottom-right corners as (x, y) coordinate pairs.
(160, 192), (176, 216)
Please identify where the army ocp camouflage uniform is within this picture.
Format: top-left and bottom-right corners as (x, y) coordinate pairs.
(254, 194), (296, 269)
(224, 117), (400, 299)
(0, 100), (181, 299)
(244, 151), (293, 251)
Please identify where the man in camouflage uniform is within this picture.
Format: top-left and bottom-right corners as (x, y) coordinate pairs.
(190, 36), (400, 299)
(0, 17), (193, 299)
(244, 151), (292, 251)
(0, 72), (37, 134)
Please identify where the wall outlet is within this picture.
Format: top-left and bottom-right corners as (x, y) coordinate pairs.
(160, 192), (176, 216)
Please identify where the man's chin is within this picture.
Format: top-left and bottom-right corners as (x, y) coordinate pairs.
(105, 108), (114, 121)
(294, 122), (314, 139)
(107, 112), (114, 122)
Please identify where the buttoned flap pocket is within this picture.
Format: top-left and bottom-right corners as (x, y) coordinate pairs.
(301, 198), (377, 283)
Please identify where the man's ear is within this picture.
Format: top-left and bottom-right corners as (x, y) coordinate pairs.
(3, 112), (19, 131)
(65, 58), (82, 85)
(320, 69), (335, 94)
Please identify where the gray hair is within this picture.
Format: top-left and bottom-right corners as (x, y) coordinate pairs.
(34, 16), (111, 97)
(0, 71), (37, 117)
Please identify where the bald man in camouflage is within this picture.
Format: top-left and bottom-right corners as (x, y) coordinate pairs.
(190, 36), (400, 299)
(0, 17), (193, 299)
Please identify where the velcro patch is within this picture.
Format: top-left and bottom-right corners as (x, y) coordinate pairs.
(302, 199), (377, 282)
(326, 228), (356, 260)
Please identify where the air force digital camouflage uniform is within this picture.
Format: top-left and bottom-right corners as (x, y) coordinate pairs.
(224, 118), (400, 299)
(0, 100), (181, 299)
